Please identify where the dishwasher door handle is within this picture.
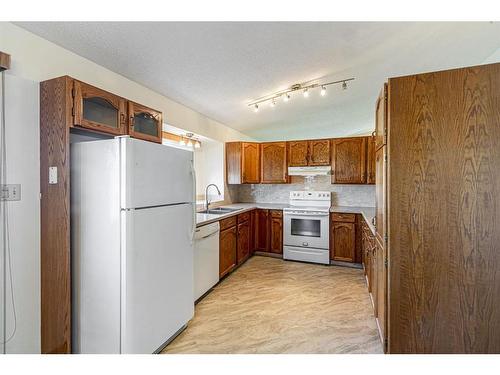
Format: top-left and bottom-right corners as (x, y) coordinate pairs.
(201, 231), (219, 240)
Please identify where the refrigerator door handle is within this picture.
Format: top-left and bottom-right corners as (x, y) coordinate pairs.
(190, 159), (197, 244)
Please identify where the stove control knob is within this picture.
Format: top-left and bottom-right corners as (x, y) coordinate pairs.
(302, 242), (309, 247)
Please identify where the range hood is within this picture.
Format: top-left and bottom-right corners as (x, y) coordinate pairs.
(288, 166), (331, 176)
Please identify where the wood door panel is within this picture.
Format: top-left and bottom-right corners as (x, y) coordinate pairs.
(237, 221), (250, 265)
(269, 214), (283, 254)
(375, 147), (386, 245)
(309, 139), (330, 166)
(375, 238), (386, 346)
(388, 63), (500, 353)
(367, 135), (376, 184)
(40, 76), (73, 353)
(261, 142), (287, 183)
(219, 226), (237, 278)
(375, 84), (387, 150)
(288, 141), (309, 166)
(241, 142), (260, 183)
(255, 209), (269, 251)
(331, 137), (367, 184)
(331, 222), (356, 262)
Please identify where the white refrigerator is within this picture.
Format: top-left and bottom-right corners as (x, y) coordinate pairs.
(71, 136), (195, 353)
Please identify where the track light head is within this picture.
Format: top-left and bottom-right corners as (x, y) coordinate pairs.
(283, 93), (290, 102)
(342, 81), (347, 90)
(254, 104), (259, 112)
(303, 88), (309, 98)
(320, 86), (326, 96)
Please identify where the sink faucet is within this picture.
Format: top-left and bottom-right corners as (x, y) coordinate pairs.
(205, 184), (221, 211)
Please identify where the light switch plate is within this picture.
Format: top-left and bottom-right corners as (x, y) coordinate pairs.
(1, 184), (21, 201)
(49, 166), (58, 184)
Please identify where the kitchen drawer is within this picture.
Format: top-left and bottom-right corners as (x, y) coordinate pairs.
(270, 210), (283, 218)
(237, 211), (250, 224)
(331, 212), (356, 223)
(220, 216), (237, 231)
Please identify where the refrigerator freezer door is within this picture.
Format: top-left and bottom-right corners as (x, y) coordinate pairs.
(121, 203), (194, 354)
(121, 137), (194, 209)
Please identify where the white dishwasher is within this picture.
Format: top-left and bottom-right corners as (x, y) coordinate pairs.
(194, 221), (220, 302)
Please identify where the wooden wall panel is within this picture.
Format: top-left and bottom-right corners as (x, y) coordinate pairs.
(40, 76), (73, 353)
(388, 63), (500, 353)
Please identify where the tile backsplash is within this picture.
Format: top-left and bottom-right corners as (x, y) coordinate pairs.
(228, 176), (375, 207)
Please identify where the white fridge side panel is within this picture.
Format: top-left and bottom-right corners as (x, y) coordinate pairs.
(121, 204), (194, 354)
(121, 138), (194, 209)
(71, 139), (122, 353)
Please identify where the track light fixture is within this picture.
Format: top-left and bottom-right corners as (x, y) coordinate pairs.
(248, 77), (354, 112)
(178, 132), (201, 149)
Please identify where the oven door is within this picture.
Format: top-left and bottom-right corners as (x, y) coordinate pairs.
(283, 211), (330, 249)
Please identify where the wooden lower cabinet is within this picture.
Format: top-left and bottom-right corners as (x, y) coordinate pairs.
(330, 213), (356, 262)
(219, 226), (237, 278)
(375, 238), (386, 346)
(237, 220), (250, 265)
(269, 210), (283, 254)
(255, 209), (270, 251)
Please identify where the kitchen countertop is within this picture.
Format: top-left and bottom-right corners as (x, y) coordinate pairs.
(330, 206), (376, 235)
(196, 203), (290, 227)
(197, 203), (376, 235)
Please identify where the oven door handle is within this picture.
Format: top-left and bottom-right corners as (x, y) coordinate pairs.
(284, 212), (330, 217)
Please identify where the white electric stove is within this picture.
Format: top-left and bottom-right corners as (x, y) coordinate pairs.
(283, 191), (332, 265)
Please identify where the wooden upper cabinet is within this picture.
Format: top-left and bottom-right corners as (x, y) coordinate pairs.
(226, 142), (260, 184)
(260, 142), (288, 183)
(308, 139), (330, 166)
(288, 141), (309, 166)
(73, 80), (127, 135)
(367, 135), (376, 184)
(128, 101), (163, 143)
(375, 83), (387, 151)
(331, 137), (367, 184)
(288, 139), (330, 167)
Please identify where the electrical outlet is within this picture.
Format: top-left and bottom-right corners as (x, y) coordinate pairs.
(1, 184), (21, 201)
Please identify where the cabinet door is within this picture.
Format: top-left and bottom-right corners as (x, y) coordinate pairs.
(269, 211), (283, 254)
(375, 238), (387, 346)
(308, 139), (330, 166)
(261, 142), (288, 183)
(241, 142), (261, 183)
(375, 83), (387, 151)
(288, 141), (309, 167)
(237, 221), (250, 265)
(331, 222), (356, 262)
(375, 147), (386, 246)
(367, 135), (376, 184)
(249, 210), (256, 254)
(331, 137), (367, 184)
(371, 241), (379, 316)
(128, 101), (163, 143)
(219, 226), (237, 278)
(255, 209), (269, 251)
(73, 80), (126, 135)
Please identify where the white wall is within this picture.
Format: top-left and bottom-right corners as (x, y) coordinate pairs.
(0, 22), (254, 144)
(0, 74), (40, 353)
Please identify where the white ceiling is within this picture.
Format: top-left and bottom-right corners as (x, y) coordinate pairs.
(16, 22), (500, 141)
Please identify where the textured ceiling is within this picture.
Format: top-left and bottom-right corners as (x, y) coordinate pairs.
(16, 22), (500, 140)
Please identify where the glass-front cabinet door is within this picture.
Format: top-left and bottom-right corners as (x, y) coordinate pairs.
(73, 80), (127, 135)
(128, 102), (163, 143)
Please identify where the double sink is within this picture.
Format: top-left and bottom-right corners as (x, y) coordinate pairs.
(198, 207), (242, 215)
